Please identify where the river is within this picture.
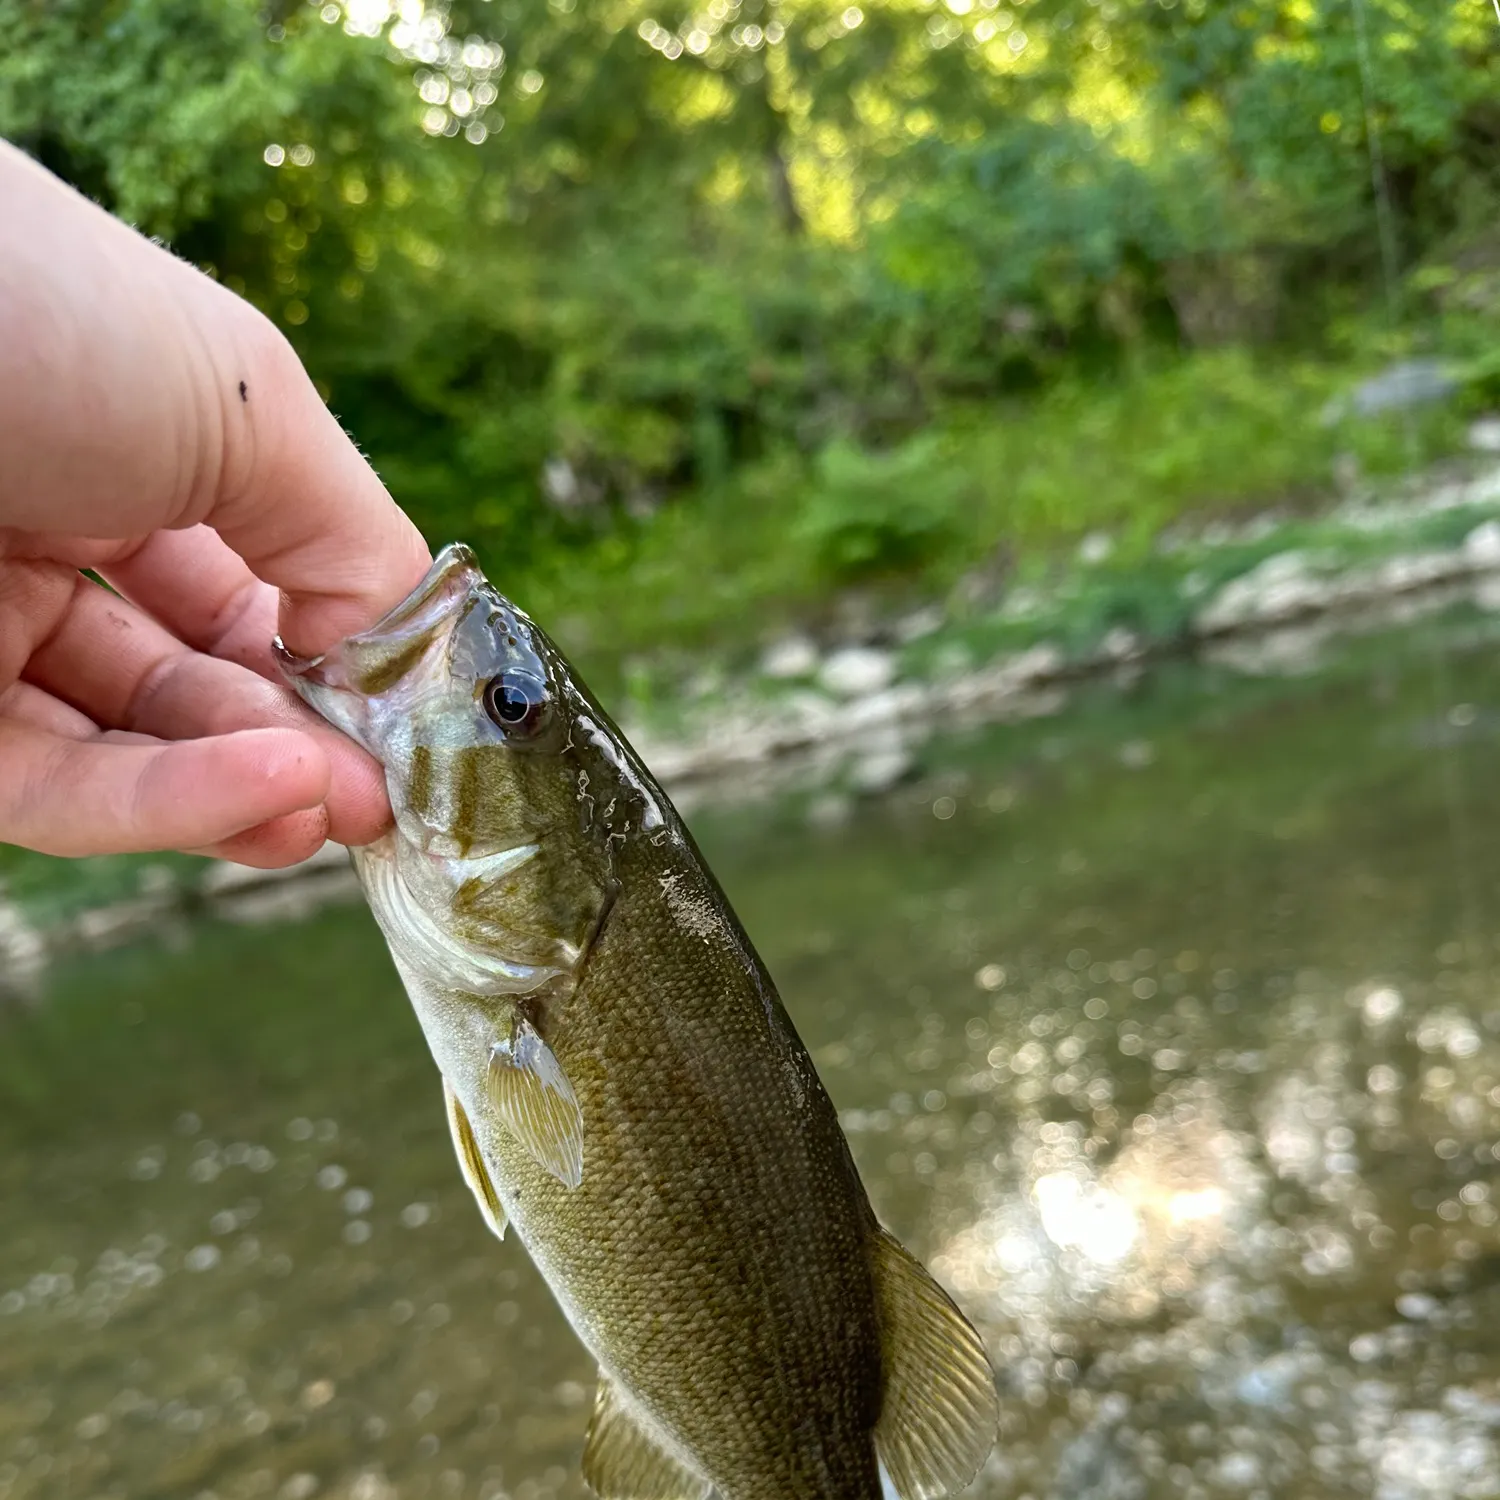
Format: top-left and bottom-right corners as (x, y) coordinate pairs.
(6, 609), (1500, 1500)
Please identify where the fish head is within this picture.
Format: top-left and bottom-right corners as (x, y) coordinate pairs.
(276, 542), (629, 982)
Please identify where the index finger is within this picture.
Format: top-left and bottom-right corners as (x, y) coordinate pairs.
(0, 141), (431, 655)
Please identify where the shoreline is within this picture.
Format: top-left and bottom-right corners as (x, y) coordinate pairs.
(7, 458), (1500, 995)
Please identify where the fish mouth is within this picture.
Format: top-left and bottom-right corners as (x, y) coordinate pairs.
(274, 543), (485, 684)
(275, 543), (488, 753)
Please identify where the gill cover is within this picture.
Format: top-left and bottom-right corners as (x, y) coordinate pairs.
(278, 545), (630, 1191)
(278, 544), (618, 982)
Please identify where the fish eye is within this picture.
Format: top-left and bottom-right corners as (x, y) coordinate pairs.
(482, 670), (549, 735)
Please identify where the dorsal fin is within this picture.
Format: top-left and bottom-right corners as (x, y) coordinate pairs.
(872, 1229), (999, 1500)
(581, 1371), (712, 1500)
(443, 1078), (507, 1240)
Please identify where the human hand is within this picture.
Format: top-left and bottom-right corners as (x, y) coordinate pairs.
(0, 142), (431, 867)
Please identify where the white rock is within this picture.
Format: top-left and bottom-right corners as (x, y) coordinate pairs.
(818, 646), (895, 699)
(1465, 519), (1500, 568)
(1468, 418), (1500, 453)
(1078, 531), (1114, 565)
(1270, 549), (1315, 577)
(541, 455), (586, 510)
(894, 606), (943, 643)
(1477, 573), (1500, 612)
(759, 635), (819, 679)
(1000, 585), (1043, 620)
(1374, 552), (1464, 593)
(1005, 643), (1066, 683)
(840, 684), (928, 733)
(938, 644), (1065, 715)
(929, 642), (973, 680)
(1351, 359), (1457, 418)
(850, 747), (913, 794)
(1468, 466), (1500, 505)
(685, 667), (725, 700)
(1195, 552), (1333, 633)
(74, 899), (170, 949)
(783, 688), (841, 732)
(0, 899), (46, 994)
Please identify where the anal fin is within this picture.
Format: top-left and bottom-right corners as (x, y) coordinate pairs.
(872, 1229), (999, 1500)
(582, 1373), (711, 1500)
(487, 1015), (585, 1189)
(443, 1078), (507, 1240)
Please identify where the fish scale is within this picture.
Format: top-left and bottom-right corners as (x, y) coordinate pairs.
(531, 849), (882, 1499)
(278, 543), (999, 1500)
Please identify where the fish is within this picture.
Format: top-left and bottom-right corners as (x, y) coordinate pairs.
(276, 543), (998, 1500)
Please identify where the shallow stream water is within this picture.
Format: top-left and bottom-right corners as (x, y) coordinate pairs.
(8, 613), (1500, 1500)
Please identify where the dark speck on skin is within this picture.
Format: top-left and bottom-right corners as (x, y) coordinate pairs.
(239, 381), (248, 402)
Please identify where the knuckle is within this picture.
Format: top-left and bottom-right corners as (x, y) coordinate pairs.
(0, 559), (80, 685)
(4, 733), (81, 850)
(205, 576), (272, 661)
(119, 652), (179, 733)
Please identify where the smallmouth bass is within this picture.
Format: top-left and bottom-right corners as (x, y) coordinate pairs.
(278, 544), (997, 1500)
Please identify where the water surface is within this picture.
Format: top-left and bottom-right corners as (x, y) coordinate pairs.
(7, 617), (1500, 1500)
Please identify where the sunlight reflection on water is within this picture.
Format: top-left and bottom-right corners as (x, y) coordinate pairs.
(8, 617), (1500, 1498)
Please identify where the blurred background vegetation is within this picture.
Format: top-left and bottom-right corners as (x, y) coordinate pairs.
(3, 0), (1497, 682)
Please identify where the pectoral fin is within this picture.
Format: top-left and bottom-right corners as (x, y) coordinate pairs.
(443, 1078), (507, 1240)
(486, 1016), (584, 1189)
(872, 1229), (999, 1500)
(582, 1372), (711, 1500)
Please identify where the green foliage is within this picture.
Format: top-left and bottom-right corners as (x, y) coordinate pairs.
(797, 434), (966, 580)
(966, 350), (1462, 555)
(503, 349), (1465, 694)
(0, 0), (1493, 671)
